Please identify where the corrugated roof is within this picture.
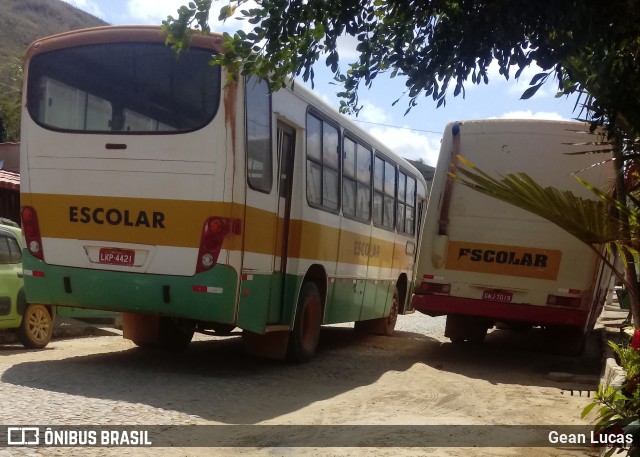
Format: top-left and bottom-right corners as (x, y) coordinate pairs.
(0, 170), (20, 190)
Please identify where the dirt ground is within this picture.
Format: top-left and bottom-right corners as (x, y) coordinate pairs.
(0, 313), (603, 456)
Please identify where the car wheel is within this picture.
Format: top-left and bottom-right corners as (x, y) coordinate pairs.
(17, 303), (52, 349)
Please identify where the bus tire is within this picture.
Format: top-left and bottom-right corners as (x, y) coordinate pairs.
(287, 282), (322, 363)
(354, 286), (399, 336)
(211, 323), (235, 336)
(157, 317), (195, 351)
(384, 286), (400, 336)
(546, 325), (586, 356)
(445, 315), (489, 344)
(17, 303), (53, 349)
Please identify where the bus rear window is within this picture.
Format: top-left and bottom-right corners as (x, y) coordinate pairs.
(27, 42), (220, 133)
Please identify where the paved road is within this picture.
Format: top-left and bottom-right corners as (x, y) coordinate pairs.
(0, 312), (601, 456)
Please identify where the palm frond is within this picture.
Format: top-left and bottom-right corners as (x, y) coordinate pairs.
(450, 155), (624, 247)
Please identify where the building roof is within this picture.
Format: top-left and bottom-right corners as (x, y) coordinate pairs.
(406, 159), (435, 182)
(0, 169), (20, 190)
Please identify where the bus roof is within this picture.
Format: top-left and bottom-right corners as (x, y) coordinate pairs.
(25, 25), (225, 61)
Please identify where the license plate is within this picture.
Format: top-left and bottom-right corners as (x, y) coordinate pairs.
(482, 290), (513, 302)
(98, 248), (135, 266)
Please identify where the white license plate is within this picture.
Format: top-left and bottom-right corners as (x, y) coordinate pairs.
(98, 248), (135, 267)
(482, 290), (513, 302)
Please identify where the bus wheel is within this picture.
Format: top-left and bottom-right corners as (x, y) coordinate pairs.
(17, 303), (53, 349)
(158, 317), (195, 351)
(210, 323), (235, 336)
(354, 286), (399, 336)
(384, 286), (400, 336)
(287, 282), (322, 363)
(546, 325), (586, 356)
(445, 315), (489, 344)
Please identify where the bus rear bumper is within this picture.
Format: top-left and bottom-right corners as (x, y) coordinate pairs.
(22, 252), (238, 323)
(411, 294), (589, 328)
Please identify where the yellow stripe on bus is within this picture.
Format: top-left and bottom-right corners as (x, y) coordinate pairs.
(22, 193), (414, 269)
(22, 193), (238, 248)
(445, 240), (562, 280)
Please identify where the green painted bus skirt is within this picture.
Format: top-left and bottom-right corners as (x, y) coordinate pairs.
(23, 253), (238, 323)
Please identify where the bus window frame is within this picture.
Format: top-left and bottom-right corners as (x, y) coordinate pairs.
(397, 167), (418, 236)
(341, 131), (373, 224)
(25, 42), (222, 136)
(372, 152), (397, 232)
(245, 76), (274, 194)
(305, 108), (341, 215)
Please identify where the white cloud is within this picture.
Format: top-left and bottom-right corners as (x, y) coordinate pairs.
(367, 126), (441, 167)
(357, 99), (391, 124)
(64, 0), (104, 18)
(344, 100), (440, 166)
(491, 110), (568, 121)
(335, 34), (361, 61)
(125, 0), (185, 24)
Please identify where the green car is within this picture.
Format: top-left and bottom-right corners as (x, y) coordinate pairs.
(0, 223), (54, 348)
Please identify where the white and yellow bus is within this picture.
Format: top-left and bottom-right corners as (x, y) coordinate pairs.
(19, 26), (428, 361)
(412, 119), (613, 350)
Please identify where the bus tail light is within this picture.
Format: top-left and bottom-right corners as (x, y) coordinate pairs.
(547, 294), (582, 307)
(21, 206), (44, 260)
(196, 217), (241, 274)
(420, 281), (451, 295)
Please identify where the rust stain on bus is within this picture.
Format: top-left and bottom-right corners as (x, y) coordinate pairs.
(224, 80), (238, 160)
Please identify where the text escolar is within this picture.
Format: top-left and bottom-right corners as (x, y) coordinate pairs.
(457, 247), (548, 267)
(69, 206), (165, 228)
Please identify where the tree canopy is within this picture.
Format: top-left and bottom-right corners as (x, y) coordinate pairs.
(0, 58), (23, 142)
(163, 0), (639, 132)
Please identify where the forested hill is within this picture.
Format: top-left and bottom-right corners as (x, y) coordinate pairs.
(0, 0), (107, 69)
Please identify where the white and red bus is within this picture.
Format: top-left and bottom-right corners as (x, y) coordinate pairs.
(412, 119), (613, 348)
(19, 26), (428, 361)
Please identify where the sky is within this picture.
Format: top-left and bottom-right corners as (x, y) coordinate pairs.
(63, 0), (582, 167)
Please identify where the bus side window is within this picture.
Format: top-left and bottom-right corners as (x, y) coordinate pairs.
(343, 136), (371, 222)
(245, 77), (273, 193)
(306, 112), (340, 211)
(373, 155), (396, 230)
(397, 173), (417, 235)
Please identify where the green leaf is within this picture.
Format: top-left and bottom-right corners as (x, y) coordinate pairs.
(529, 72), (548, 86)
(581, 401), (599, 418)
(520, 83), (543, 100)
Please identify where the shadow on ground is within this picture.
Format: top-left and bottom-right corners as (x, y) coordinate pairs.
(421, 326), (602, 389)
(1, 324), (601, 423)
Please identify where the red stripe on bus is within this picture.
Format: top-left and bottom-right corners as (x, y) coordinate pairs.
(412, 294), (588, 327)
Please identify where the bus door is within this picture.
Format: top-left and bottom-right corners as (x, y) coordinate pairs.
(238, 95), (296, 332)
(405, 196), (427, 312)
(271, 122), (296, 321)
(238, 77), (277, 332)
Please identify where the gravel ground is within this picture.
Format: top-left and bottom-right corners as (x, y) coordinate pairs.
(0, 312), (602, 456)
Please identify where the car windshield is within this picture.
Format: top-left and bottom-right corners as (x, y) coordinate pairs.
(27, 42), (221, 133)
